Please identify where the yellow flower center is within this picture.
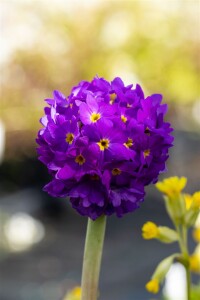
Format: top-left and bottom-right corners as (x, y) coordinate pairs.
(109, 92), (117, 104)
(97, 139), (110, 151)
(75, 154), (86, 165)
(121, 115), (127, 123)
(144, 149), (150, 157)
(90, 174), (99, 180)
(142, 221), (159, 239)
(66, 133), (74, 144)
(90, 112), (101, 123)
(145, 279), (159, 294)
(112, 168), (121, 176)
(124, 138), (133, 148)
(144, 127), (150, 135)
(127, 103), (132, 108)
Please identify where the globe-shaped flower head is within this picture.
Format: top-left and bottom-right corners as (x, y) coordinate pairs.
(37, 77), (173, 220)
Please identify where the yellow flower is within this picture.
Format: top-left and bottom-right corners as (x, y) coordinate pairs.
(193, 228), (200, 243)
(142, 222), (159, 239)
(155, 176), (187, 197)
(189, 254), (200, 273)
(192, 192), (200, 208)
(63, 287), (81, 300)
(145, 279), (159, 294)
(184, 193), (193, 210)
(72, 287), (81, 297)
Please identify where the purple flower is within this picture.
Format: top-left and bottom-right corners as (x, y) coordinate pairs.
(78, 94), (116, 125)
(57, 143), (100, 181)
(37, 76), (173, 220)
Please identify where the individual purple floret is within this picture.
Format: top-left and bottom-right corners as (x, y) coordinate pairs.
(36, 76), (173, 220)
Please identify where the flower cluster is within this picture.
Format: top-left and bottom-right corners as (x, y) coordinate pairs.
(37, 76), (173, 219)
(143, 176), (200, 295)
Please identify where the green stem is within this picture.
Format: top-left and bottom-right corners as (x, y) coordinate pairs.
(81, 215), (107, 300)
(176, 224), (191, 300)
(177, 225), (187, 255)
(183, 226), (191, 300)
(186, 262), (191, 300)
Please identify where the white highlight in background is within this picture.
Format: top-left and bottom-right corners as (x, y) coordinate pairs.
(163, 263), (187, 300)
(4, 213), (45, 252)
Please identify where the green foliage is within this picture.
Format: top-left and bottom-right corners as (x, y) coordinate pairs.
(191, 284), (200, 300)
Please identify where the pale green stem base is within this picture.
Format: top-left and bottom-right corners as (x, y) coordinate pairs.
(176, 224), (191, 300)
(81, 215), (107, 300)
(186, 265), (191, 300)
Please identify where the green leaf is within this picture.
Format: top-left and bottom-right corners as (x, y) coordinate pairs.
(152, 254), (180, 283)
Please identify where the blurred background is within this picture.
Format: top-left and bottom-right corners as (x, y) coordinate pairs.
(0, 0), (200, 299)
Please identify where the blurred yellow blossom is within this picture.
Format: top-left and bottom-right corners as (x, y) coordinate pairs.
(142, 222), (159, 239)
(142, 222), (178, 243)
(184, 192), (200, 227)
(184, 193), (193, 210)
(145, 278), (159, 294)
(192, 192), (200, 208)
(155, 177), (187, 197)
(193, 228), (200, 243)
(63, 287), (81, 300)
(189, 254), (200, 273)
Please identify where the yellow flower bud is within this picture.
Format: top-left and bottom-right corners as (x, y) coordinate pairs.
(184, 193), (193, 210)
(193, 228), (200, 243)
(145, 279), (159, 294)
(189, 254), (200, 273)
(155, 176), (187, 197)
(184, 192), (200, 226)
(63, 287), (81, 300)
(192, 192), (200, 208)
(72, 287), (81, 297)
(142, 222), (159, 239)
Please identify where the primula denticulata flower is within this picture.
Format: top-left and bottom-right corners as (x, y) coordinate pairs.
(37, 76), (173, 220)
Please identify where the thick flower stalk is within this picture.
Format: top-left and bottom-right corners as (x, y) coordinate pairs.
(36, 76), (173, 300)
(143, 176), (200, 300)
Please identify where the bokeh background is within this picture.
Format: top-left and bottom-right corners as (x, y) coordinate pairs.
(0, 0), (200, 299)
